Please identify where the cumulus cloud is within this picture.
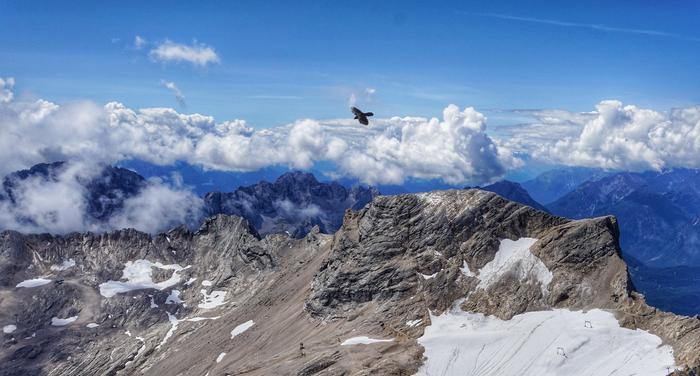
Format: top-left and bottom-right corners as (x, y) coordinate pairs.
(505, 101), (700, 171)
(108, 180), (203, 233)
(150, 40), (220, 66)
(0, 161), (202, 234)
(160, 80), (186, 108)
(339, 105), (520, 185)
(0, 78), (515, 186)
(0, 77), (14, 103)
(134, 35), (147, 50)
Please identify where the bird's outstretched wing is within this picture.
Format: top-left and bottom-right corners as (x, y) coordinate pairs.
(364, 112), (374, 117)
(351, 107), (363, 116)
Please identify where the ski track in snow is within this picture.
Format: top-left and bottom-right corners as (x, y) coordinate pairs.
(416, 308), (677, 376)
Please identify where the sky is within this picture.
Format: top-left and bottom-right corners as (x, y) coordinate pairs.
(1, 1), (700, 235)
(1, 1), (700, 186)
(1, 1), (699, 127)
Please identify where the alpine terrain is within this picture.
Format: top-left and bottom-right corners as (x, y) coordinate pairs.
(1, 189), (698, 375)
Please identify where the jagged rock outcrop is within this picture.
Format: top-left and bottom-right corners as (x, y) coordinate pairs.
(203, 171), (378, 238)
(1, 189), (698, 375)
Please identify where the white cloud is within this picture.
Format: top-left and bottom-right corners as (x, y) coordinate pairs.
(134, 35), (147, 50)
(150, 40), (220, 66)
(160, 80), (186, 108)
(0, 161), (202, 234)
(0, 77), (14, 103)
(108, 178), (203, 233)
(339, 105), (520, 185)
(0, 78), (515, 186)
(510, 101), (700, 171)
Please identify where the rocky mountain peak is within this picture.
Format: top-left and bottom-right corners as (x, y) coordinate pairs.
(2, 188), (699, 375)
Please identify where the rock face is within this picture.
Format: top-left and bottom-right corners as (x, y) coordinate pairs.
(203, 171), (378, 238)
(478, 180), (549, 212)
(1, 189), (699, 375)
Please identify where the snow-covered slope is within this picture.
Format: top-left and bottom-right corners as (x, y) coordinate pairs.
(417, 308), (676, 376)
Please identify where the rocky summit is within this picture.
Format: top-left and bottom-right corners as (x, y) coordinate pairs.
(203, 171), (378, 238)
(1, 189), (699, 375)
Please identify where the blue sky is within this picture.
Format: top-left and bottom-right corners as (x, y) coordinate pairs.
(1, 0), (699, 128)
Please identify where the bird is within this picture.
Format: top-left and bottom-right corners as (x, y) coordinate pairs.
(351, 106), (374, 125)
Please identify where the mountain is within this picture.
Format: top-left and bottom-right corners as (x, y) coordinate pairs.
(1, 161), (147, 223)
(117, 159), (297, 196)
(548, 170), (700, 267)
(626, 255), (700, 316)
(478, 180), (549, 212)
(203, 171), (379, 238)
(521, 166), (608, 204)
(1, 189), (698, 375)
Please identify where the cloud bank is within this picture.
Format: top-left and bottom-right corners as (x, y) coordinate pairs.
(0, 161), (202, 234)
(0, 78), (515, 186)
(502, 101), (700, 171)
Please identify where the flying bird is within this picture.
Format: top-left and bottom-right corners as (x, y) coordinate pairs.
(351, 106), (374, 125)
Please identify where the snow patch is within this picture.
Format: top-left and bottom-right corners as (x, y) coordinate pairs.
(16, 278), (52, 288)
(99, 259), (189, 298)
(51, 316), (78, 326)
(421, 272), (438, 280)
(3, 325), (17, 334)
(416, 308), (676, 376)
(341, 336), (394, 345)
(50, 258), (76, 271)
(202, 280), (212, 287)
(165, 290), (183, 304)
(216, 352), (226, 363)
(460, 260), (475, 277)
(406, 319), (422, 327)
(86, 323), (99, 328)
(477, 238), (552, 294)
(186, 316), (220, 322)
(185, 277), (197, 286)
(230, 320), (254, 339)
(157, 312), (179, 350)
(198, 290), (226, 309)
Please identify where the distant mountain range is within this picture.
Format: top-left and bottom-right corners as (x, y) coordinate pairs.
(477, 180), (549, 212)
(521, 166), (609, 204)
(548, 169), (700, 267)
(4, 161), (700, 316)
(1, 161), (147, 224)
(0, 162), (378, 238)
(204, 171), (378, 238)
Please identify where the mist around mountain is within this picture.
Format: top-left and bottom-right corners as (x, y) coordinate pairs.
(203, 171), (378, 238)
(0, 161), (378, 239)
